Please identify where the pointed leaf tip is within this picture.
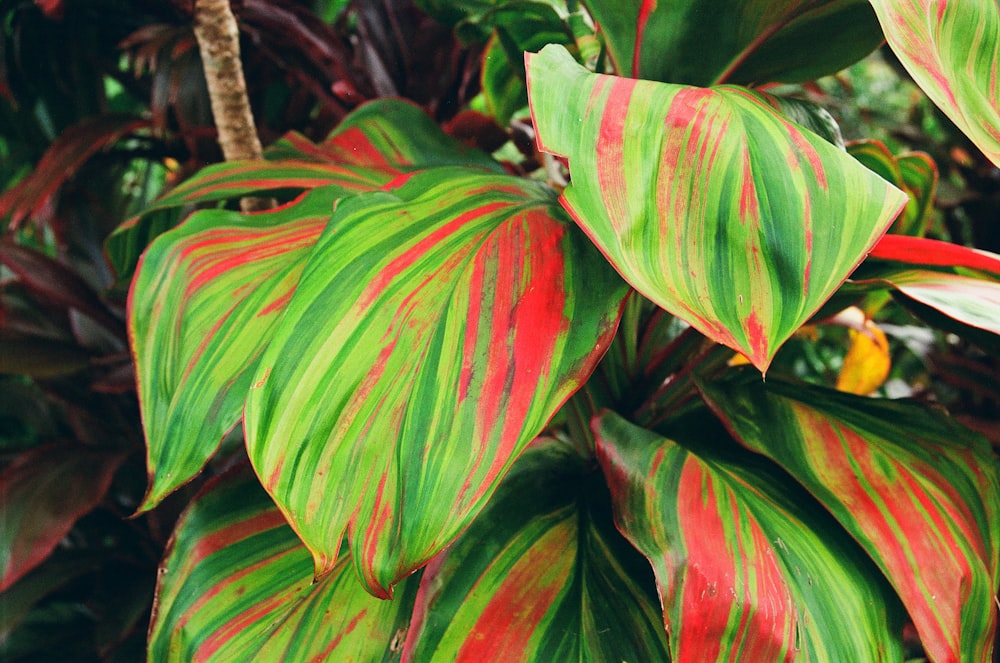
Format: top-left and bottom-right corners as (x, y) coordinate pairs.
(527, 45), (907, 372)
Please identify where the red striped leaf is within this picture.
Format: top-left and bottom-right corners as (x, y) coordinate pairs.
(148, 464), (420, 662)
(594, 409), (906, 662)
(870, 0), (1000, 167)
(107, 98), (501, 279)
(585, 0), (883, 84)
(129, 188), (336, 511)
(244, 167), (629, 598)
(526, 44), (907, 372)
(402, 435), (668, 661)
(701, 373), (1000, 662)
(868, 235), (1000, 278)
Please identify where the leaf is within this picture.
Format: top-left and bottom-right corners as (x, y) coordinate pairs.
(526, 44), (908, 372)
(848, 140), (938, 236)
(402, 435), (668, 661)
(870, 0), (1000, 167)
(130, 188), (336, 511)
(835, 319), (890, 395)
(107, 98), (501, 279)
(244, 167), (629, 598)
(585, 0), (883, 84)
(868, 235), (1000, 278)
(148, 464), (420, 662)
(853, 268), (1000, 352)
(0, 445), (124, 591)
(701, 373), (1000, 663)
(594, 409), (906, 662)
(0, 114), (150, 228)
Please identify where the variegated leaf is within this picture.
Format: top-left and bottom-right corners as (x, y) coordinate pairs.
(594, 410), (906, 662)
(402, 435), (668, 662)
(130, 188), (337, 511)
(870, 0), (1000, 167)
(701, 373), (1000, 663)
(868, 234), (1000, 278)
(526, 44), (907, 372)
(108, 98), (501, 279)
(244, 167), (630, 598)
(148, 464), (419, 662)
(585, 0), (883, 84)
(848, 140), (938, 236)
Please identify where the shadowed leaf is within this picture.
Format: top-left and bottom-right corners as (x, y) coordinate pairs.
(402, 435), (668, 662)
(148, 464), (419, 662)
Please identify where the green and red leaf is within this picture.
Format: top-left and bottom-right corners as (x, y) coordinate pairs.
(868, 235), (1000, 278)
(526, 44), (907, 372)
(107, 99), (501, 279)
(594, 409), (906, 662)
(585, 0), (883, 84)
(0, 445), (124, 591)
(129, 188), (337, 511)
(848, 140), (937, 236)
(244, 167), (629, 598)
(402, 435), (668, 661)
(870, 0), (1000, 166)
(148, 464), (420, 662)
(701, 373), (1000, 663)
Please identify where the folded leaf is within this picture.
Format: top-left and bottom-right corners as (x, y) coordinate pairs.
(402, 435), (668, 661)
(130, 188), (336, 511)
(701, 374), (1000, 663)
(870, 0), (1000, 167)
(526, 44), (907, 372)
(244, 167), (629, 598)
(594, 410), (906, 662)
(148, 464), (419, 662)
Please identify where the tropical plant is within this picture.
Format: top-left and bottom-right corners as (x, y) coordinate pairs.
(5, 0), (1000, 660)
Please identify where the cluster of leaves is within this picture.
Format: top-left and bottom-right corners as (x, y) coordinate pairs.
(3, 0), (1000, 661)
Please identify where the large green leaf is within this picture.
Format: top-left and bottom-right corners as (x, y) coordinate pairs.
(701, 373), (1000, 663)
(594, 410), (906, 662)
(130, 188), (336, 511)
(108, 99), (501, 279)
(148, 464), (420, 662)
(526, 45), (907, 372)
(870, 0), (1000, 167)
(585, 0), (883, 84)
(402, 435), (668, 661)
(244, 167), (629, 598)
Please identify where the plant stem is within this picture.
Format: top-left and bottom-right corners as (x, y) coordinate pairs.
(193, 0), (271, 213)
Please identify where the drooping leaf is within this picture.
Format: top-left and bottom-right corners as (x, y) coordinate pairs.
(526, 44), (907, 371)
(148, 464), (420, 662)
(107, 98), (502, 279)
(594, 409), (906, 662)
(585, 0), (883, 84)
(402, 435), (668, 661)
(870, 0), (1000, 167)
(130, 188), (336, 511)
(701, 373), (1000, 663)
(244, 167), (629, 598)
(0, 445), (124, 591)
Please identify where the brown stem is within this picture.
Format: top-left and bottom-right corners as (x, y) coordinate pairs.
(193, 0), (272, 212)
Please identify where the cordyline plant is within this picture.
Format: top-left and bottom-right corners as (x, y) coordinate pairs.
(117, 0), (1000, 660)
